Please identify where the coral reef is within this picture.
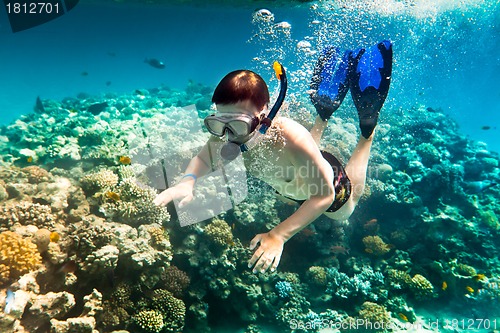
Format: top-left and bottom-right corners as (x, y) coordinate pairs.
(0, 79), (499, 332)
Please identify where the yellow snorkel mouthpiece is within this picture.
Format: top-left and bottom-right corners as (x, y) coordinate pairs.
(273, 61), (283, 80)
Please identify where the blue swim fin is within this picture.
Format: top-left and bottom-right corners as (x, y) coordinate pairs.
(349, 40), (393, 139)
(310, 47), (350, 121)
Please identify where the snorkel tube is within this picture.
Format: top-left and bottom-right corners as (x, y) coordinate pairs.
(240, 61), (288, 152)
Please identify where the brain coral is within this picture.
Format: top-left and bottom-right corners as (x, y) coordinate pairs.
(0, 231), (42, 285)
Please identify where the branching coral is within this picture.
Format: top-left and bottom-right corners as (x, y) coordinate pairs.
(275, 281), (293, 298)
(0, 231), (42, 285)
(326, 266), (386, 302)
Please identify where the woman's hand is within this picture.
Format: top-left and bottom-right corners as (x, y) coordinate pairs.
(248, 232), (285, 273)
(153, 182), (194, 208)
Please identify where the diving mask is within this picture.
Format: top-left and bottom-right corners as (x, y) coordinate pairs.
(204, 113), (261, 139)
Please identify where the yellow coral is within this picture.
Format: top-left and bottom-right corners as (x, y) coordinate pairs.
(362, 235), (392, 257)
(0, 231), (42, 285)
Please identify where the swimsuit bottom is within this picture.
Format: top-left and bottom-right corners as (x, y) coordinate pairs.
(278, 150), (352, 213)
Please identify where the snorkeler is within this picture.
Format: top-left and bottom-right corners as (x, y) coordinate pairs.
(154, 40), (393, 273)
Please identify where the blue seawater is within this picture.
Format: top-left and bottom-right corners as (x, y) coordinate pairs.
(0, 1), (499, 151)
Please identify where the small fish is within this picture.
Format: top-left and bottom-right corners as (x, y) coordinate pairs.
(300, 228), (317, 238)
(107, 51), (116, 57)
(50, 231), (60, 242)
(397, 313), (408, 322)
(442, 281), (448, 290)
(105, 81), (112, 86)
(466, 286), (474, 293)
(144, 58), (166, 69)
(4, 289), (14, 314)
(475, 274), (487, 281)
(27, 156), (33, 163)
(56, 260), (77, 274)
(119, 156), (132, 165)
(87, 102), (108, 115)
(106, 191), (121, 201)
(363, 218), (380, 234)
(35, 96), (45, 113)
(330, 245), (349, 255)
(465, 181), (498, 194)
(81, 71), (89, 76)
(481, 126), (496, 130)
